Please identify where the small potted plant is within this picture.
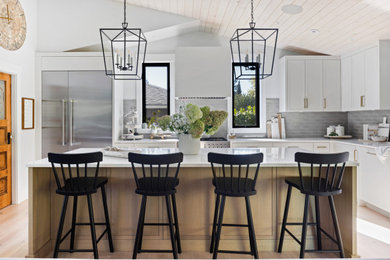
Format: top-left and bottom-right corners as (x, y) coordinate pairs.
(157, 104), (227, 154)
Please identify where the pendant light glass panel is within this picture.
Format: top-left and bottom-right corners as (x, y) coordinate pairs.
(100, 28), (147, 80)
(230, 28), (278, 80)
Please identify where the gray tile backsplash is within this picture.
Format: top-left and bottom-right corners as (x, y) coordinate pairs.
(348, 110), (390, 138)
(267, 98), (390, 138)
(280, 112), (348, 138)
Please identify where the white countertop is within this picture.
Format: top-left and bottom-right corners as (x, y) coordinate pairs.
(230, 137), (390, 149)
(114, 139), (178, 144)
(27, 147), (358, 168)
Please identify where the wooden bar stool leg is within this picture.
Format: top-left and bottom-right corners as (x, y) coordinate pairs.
(165, 195), (178, 259)
(213, 195), (226, 259)
(133, 195), (147, 259)
(87, 194), (99, 259)
(278, 185), (292, 253)
(53, 195), (69, 258)
(70, 196), (78, 252)
(300, 195), (310, 258)
(171, 194), (182, 254)
(245, 196), (259, 259)
(328, 196), (345, 258)
(210, 194), (220, 253)
(137, 196), (147, 252)
(101, 185), (114, 252)
(315, 196), (322, 250)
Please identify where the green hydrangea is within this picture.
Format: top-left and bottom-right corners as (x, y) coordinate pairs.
(189, 120), (205, 138)
(185, 104), (203, 123)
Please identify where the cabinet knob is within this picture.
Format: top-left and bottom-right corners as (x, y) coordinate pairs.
(323, 98), (327, 109)
(360, 95), (365, 107)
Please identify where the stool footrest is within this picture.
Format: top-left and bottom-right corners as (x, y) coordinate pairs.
(58, 249), (95, 253)
(305, 249), (342, 253)
(221, 223), (248, 227)
(217, 250), (253, 255)
(286, 222), (317, 226)
(138, 249), (175, 253)
(144, 222), (177, 226)
(75, 222), (107, 226)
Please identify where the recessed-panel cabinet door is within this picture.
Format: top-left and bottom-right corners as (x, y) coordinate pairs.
(286, 60), (305, 111)
(364, 47), (379, 110)
(323, 60), (341, 111)
(305, 60), (323, 111)
(341, 57), (352, 111)
(351, 52), (365, 110)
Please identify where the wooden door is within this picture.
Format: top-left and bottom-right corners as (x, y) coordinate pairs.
(0, 73), (12, 209)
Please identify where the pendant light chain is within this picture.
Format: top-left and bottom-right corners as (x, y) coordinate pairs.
(251, 0), (254, 24)
(124, 0), (127, 24)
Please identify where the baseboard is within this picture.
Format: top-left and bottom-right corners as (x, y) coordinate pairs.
(359, 200), (390, 218)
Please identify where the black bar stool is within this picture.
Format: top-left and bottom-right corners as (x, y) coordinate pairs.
(128, 152), (183, 259)
(208, 152), (263, 259)
(277, 152), (349, 258)
(48, 152), (114, 259)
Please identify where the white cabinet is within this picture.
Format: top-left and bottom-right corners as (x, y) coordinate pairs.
(280, 56), (341, 112)
(331, 142), (358, 162)
(285, 60), (305, 111)
(313, 142), (330, 153)
(305, 60), (323, 111)
(323, 60), (341, 111)
(358, 147), (390, 213)
(341, 40), (390, 111)
(272, 142), (314, 151)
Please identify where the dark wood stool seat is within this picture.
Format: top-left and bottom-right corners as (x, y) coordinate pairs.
(213, 177), (257, 197)
(129, 152), (184, 259)
(135, 177), (179, 196)
(208, 152), (263, 259)
(49, 152), (114, 259)
(278, 152), (349, 258)
(285, 177), (342, 196)
(57, 177), (108, 196)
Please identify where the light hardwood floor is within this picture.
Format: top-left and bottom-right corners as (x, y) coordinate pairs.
(1, 201), (389, 259)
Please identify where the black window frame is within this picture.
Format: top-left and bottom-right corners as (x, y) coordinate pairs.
(232, 62), (260, 128)
(142, 63), (171, 123)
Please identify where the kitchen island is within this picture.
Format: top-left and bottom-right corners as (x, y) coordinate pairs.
(27, 148), (358, 258)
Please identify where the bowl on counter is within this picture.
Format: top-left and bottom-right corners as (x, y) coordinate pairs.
(371, 136), (388, 142)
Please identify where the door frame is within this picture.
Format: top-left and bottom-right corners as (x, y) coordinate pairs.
(0, 60), (23, 204)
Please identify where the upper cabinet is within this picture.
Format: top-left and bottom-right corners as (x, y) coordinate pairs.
(341, 40), (390, 111)
(280, 56), (341, 112)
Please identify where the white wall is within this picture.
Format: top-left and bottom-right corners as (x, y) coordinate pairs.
(175, 47), (231, 97)
(37, 0), (195, 52)
(0, 0), (37, 203)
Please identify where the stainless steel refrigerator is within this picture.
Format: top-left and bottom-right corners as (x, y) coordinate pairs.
(42, 71), (112, 158)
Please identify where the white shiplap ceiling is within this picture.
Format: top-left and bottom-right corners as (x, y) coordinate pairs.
(119, 0), (390, 56)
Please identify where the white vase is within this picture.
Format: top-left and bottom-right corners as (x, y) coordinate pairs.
(178, 134), (200, 154)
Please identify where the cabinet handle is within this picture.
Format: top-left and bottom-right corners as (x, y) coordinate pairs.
(366, 151), (376, 156)
(360, 95), (365, 107)
(304, 98), (308, 109)
(354, 149), (358, 161)
(317, 146), (327, 149)
(287, 146), (299, 148)
(323, 98), (327, 109)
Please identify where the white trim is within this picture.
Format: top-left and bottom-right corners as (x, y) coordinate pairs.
(0, 61), (22, 204)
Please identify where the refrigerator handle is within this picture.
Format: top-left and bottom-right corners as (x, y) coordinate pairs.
(69, 99), (74, 146)
(69, 99), (81, 147)
(62, 99), (66, 146)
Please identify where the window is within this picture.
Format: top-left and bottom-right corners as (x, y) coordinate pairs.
(232, 63), (260, 128)
(142, 63), (170, 123)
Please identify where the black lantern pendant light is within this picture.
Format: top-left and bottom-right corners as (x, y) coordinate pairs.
(100, 0), (147, 80)
(230, 0), (278, 80)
